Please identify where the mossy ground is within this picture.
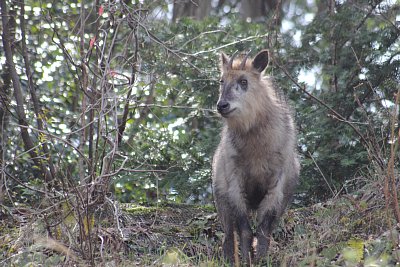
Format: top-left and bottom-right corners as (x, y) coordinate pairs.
(0, 184), (399, 266)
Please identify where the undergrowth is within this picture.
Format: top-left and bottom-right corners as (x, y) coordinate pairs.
(0, 177), (399, 266)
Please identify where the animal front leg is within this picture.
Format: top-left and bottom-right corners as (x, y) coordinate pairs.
(255, 175), (284, 261)
(236, 214), (253, 263)
(214, 192), (236, 263)
(222, 222), (235, 264)
(255, 210), (277, 261)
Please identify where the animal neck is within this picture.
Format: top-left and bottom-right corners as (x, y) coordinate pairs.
(226, 100), (279, 135)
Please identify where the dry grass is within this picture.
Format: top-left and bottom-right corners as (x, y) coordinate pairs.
(0, 182), (399, 266)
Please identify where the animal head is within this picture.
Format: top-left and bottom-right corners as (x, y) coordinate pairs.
(217, 50), (270, 128)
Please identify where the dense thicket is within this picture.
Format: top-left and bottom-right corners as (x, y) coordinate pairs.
(1, 1), (399, 265)
(1, 0), (399, 207)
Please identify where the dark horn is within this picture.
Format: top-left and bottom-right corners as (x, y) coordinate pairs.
(239, 50), (251, 70)
(228, 51), (238, 69)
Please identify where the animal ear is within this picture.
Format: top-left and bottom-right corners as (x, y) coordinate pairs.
(220, 52), (229, 70)
(252, 50), (269, 73)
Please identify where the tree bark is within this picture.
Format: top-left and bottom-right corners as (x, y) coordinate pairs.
(19, 1), (56, 182)
(0, 59), (12, 205)
(1, 0), (51, 181)
(172, 0), (211, 22)
(240, 0), (283, 24)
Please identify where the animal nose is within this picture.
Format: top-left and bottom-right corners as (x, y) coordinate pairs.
(217, 101), (230, 113)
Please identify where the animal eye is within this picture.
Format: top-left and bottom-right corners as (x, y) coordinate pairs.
(219, 79), (224, 84)
(240, 79), (247, 86)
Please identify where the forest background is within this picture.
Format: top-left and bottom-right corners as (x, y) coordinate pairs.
(0, 0), (399, 266)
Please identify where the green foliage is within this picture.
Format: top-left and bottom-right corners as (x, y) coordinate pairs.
(276, 1), (400, 199)
(1, 0), (399, 205)
(111, 15), (273, 203)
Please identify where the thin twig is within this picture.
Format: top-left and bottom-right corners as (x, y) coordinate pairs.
(133, 103), (215, 113)
(0, 1), (50, 180)
(386, 88), (400, 223)
(273, 58), (382, 166)
(192, 34), (270, 56)
(308, 152), (336, 197)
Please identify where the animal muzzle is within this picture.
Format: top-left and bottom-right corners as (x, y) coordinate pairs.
(217, 100), (234, 116)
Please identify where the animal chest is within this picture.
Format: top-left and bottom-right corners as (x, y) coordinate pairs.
(234, 142), (278, 210)
(243, 176), (268, 210)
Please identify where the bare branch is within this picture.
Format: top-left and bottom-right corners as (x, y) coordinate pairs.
(19, 1), (56, 181)
(273, 54), (386, 168)
(0, 1), (51, 181)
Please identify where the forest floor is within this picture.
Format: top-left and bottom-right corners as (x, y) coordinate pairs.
(0, 181), (399, 266)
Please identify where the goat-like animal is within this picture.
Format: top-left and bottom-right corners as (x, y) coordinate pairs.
(212, 50), (300, 264)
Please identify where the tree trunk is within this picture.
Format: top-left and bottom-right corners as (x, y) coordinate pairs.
(0, 0), (51, 182)
(172, 0), (212, 22)
(240, 0), (282, 23)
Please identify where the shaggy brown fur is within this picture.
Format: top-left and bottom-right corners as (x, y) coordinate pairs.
(212, 50), (300, 264)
